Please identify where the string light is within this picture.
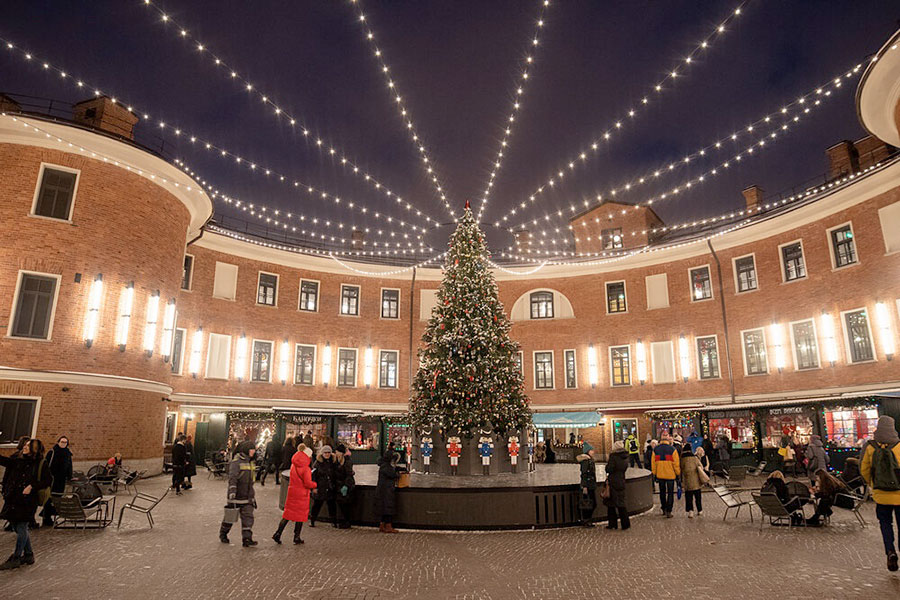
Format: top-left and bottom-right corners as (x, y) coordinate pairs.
(481, 0), (750, 223)
(0, 38), (434, 238)
(134, 3), (443, 226)
(328, 250), (448, 276)
(346, 0), (456, 219)
(475, 0), (551, 222)
(503, 61), (862, 241)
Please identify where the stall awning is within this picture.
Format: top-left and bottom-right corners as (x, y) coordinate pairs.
(532, 411), (601, 429)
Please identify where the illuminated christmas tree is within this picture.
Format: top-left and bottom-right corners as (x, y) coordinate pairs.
(409, 202), (531, 435)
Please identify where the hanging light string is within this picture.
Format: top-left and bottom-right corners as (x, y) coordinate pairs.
(135, 1), (442, 228)
(328, 250), (448, 276)
(0, 34), (435, 240)
(485, 257), (550, 276)
(474, 0), (551, 223)
(500, 158), (887, 262)
(485, 1), (750, 225)
(506, 62), (862, 247)
(345, 0), (457, 220)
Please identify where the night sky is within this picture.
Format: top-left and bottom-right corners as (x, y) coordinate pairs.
(1, 1), (897, 259)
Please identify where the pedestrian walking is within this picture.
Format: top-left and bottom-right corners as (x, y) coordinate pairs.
(260, 436), (281, 486)
(715, 434), (731, 472)
(309, 446), (337, 527)
(219, 441), (258, 547)
(861, 415), (900, 571)
(652, 435), (680, 518)
(273, 444), (316, 544)
(680, 444), (706, 517)
(375, 450), (401, 533)
(695, 446), (710, 476)
(40, 435), (72, 527)
(687, 430), (703, 453)
(303, 430), (314, 451)
(644, 439), (658, 491)
(0, 439), (51, 570)
(333, 444), (356, 529)
(625, 433), (642, 468)
(280, 436), (297, 476)
(171, 434), (187, 495)
(605, 441), (630, 530)
(184, 435), (197, 490)
(805, 435), (829, 485)
(576, 450), (597, 527)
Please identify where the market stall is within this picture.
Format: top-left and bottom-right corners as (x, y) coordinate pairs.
(335, 416), (382, 464)
(532, 411), (602, 462)
(760, 405), (817, 467)
(704, 409), (758, 466)
(646, 410), (702, 443)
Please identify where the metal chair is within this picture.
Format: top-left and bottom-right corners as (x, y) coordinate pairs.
(726, 465), (749, 488)
(117, 488), (169, 529)
(206, 458), (227, 479)
(51, 493), (114, 529)
(834, 492), (867, 527)
(748, 461), (767, 477)
(713, 485), (756, 522)
(752, 492), (805, 530)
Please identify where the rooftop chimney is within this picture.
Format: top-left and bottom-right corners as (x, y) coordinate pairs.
(826, 140), (860, 180)
(72, 96), (139, 140)
(351, 230), (366, 249)
(514, 230), (532, 253)
(742, 185), (764, 211)
(0, 94), (21, 113)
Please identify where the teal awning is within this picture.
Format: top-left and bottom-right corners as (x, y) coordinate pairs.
(532, 411), (600, 429)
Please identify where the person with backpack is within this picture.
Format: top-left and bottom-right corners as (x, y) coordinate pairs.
(861, 415), (900, 572)
(651, 434), (680, 518)
(625, 433), (642, 468)
(680, 444), (707, 517)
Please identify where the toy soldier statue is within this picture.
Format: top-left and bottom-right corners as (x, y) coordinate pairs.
(478, 432), (494, 475)
(420, 431), (434, 474)
(447, 436), (462, 475)
(508, 436), (520, 473)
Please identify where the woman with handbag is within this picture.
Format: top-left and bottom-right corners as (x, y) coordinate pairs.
(680, 444), (706, 517)
(0, 439), (51, 570)
(605, 440), (630, 530)
(576, 450), (597, 527)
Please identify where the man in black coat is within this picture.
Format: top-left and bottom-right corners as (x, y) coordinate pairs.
(259, 438), (281, 486)
(171, 434), (187, 495)
(40, 436), (72, 526)
(0, 439), (51, 569)
(375, 450), (401, 533)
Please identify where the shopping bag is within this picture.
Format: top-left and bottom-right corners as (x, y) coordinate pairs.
(676, 480), (683, 500)
(397, 473), (410, 488)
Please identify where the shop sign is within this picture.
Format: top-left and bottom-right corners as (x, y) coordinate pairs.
(707, 410), (751, 419)
(766, 406), (807, 416)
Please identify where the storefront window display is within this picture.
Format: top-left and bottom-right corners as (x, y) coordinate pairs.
(336, 417), (381, 451)
(286, 416), (329, 446)
(646, 410), (700, 442)
(761, 406), (815, 448)
(824, 404), (879, 448)
(707, 411), (755, 449)
(612, 419), (638, 442)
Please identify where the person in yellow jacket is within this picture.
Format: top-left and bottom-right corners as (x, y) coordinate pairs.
(651, 435), (681, 518)
(861, 415), (900, 572)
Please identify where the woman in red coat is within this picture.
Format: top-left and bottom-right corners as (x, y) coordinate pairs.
(272, 444), (317, 544)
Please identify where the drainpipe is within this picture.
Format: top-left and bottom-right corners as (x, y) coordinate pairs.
(707, 239), (736, 403)
(408, 267), (417, 390)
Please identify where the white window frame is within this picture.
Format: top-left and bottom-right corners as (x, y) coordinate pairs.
(563, 348), (577, 389)
(0, 395), (41, 448)
(732, 253), (758, 294)
(181, 254), (194, 292)
(609, 344), (632, 387)
(645, 273), (669, 310)
(204, 333), (232, 380)
(605, 280), (628, 314)
(695, 335), (721, 380)
(533, 350), (555, 390)
(840, 307), (878, 364)
(650, 340), (677, 384)
(378, 349), (400, 389)
(688, 264), (714, 302)
(778, 239), (807, 283)
(298, 279), (320, 313)
(516, 351), (524, 377)
(826, 221), (859, 270)
(529, 290), (555, 320)
(337, 347), (358, 387)
(171, 327), (187, 375)
(380, 287), (401, 320)
(789, 318), (821, 371)
(339, 284), (361, 317)
(294, 343), (317, 385)
(740, 327), (769, 376)
(255, 271), (280, 307)
(30, 163), (80, 223)
(212, 261), (239, 301)
(6, 270), (63, 342)
(250, 338), (274, 383)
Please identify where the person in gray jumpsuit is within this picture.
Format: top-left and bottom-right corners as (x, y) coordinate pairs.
(219, 441), (258, 547)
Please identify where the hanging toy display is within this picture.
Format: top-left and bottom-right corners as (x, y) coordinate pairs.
(507, 435), (520, 473)
(478, 430), (494, 475)
(420, 429), (434, 474)
(447, 435), (462, 475)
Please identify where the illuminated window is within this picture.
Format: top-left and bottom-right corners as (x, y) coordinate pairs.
(251, 340), (273, 382)
(534, 352), (554, 389)
(790, 319), (819, 370)
(530, 291), (554, 319)
(742, 329), (768, 375)
(299, 280), (318, 312)
(338, 348), (357, 386)
(340, 285), (360, 316)
(606, 281), (626, 313)
(257, 273), (278, 306)
(564, 349), (577, 389)
(781, 242), (806, 281)
(381, 289), (400, 319)
(610, 345), (631, 386)
(734, 255), (757, 293)
(690, 266), (712, 300)
(379, 350), (398, 388)
(602, 227), (623, 249)
(830, 225), (857, 268)
(824, 405), (879, 447)
(294, 344), (315, 385)
(843, 309), (875, 363)
(696, 335), (720, 379)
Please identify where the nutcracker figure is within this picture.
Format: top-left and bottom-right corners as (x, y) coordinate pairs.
(478, 433), (494, 475)
(447, 436), (462, 475)
(420, 433), (434, 474)
(507, 436), (520, 473)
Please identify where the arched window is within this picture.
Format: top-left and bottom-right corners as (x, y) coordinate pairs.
(530, 291), (554, 319)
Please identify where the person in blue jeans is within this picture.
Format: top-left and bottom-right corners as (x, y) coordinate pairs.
(861, 415), (900, 572)
(0, 438), (51, 570)
(651, 435), (681, 518)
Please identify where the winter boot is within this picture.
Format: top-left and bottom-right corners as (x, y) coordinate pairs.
(21, 553), (34, 565)
(383, 524), (398, 533)
(0, 555), (22, 570)
(242, 537), (258, 547)
(888, 551), (899, 572)
(272, 532), (282, 544)
(379, 523), (386, 533)
(219, 533), (230, 544)
(293, 522), (304, 544)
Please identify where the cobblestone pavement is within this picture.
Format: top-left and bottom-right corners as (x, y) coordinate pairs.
(1, 473), (899, 599)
